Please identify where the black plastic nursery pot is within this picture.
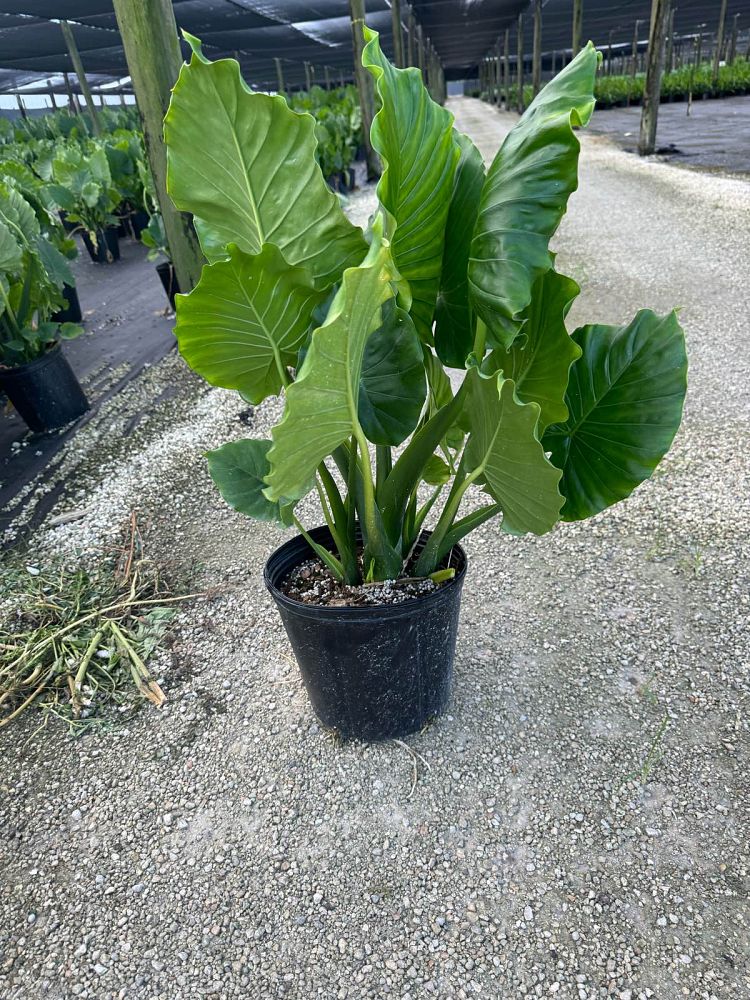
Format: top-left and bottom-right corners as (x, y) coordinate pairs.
(156, 261), (180, 310)
(81, 227), (120, 264)
(264, 525), (467, 742)
(0, 343), (89, 433)
(128, 209), (149, 240)
(51, 283), (82, 325)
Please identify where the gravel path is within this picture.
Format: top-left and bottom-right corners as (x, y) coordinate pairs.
(1, 99), (748, 1000)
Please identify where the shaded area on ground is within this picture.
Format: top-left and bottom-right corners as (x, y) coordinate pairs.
(588, 94), (750, 173)
(0, 237), (176, 542)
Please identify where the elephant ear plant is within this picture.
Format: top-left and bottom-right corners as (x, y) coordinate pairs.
(166, 31), (687, 588)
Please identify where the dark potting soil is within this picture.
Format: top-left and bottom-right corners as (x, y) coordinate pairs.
(281, 556), (448, 608)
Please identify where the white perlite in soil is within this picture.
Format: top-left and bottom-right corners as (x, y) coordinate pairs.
(1, 102), (749, 999)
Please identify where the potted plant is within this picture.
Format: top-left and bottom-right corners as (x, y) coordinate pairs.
(164, 32), (688, 741)
(48, 145), (121, 263)
(0, 184), (88, 432)
(140, 211), (180, 310)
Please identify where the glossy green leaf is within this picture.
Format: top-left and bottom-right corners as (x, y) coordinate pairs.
(35, 236), (74, 289)
(0, 218), (22, 273)
(175, 243), (325, 405)
(362, 28), (459, 340)
(435, 130), (485, 368)
(484, 269), (581, 433)
(543, 310), (688, 521)
(206, 439), (286, 523)
(265, 226), (397, 503)
(358, 302), (426, 446)
(422, 454), (451, 486)
(165, 41), (366, 289)
(468, 43), (598, 348)
(464, 367), (564, 535)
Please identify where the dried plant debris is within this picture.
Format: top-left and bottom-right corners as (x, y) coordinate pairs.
(0, 514), (199, 734)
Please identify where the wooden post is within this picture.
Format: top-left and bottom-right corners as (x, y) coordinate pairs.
(274, 56), (285, 93)
(60, 20), (101, 135)
(503, 29), (510, 108)
(532, 0), (542, 95)
(665, 4), (675, 72)
(551, 48), (556, 76)
(324, 65), (331, 89)
(349, 0), (380, 180)
(607, 29), (614, 74)
(728, 13), (740, 64)
(407, 11), (415, 66)
(627, 19), (641, 106)
(713, 0), (728, 83)
(112, 0), (204, 293)
(417, 23), (425, 80)
(517, 14), (525, 113)
(49, 89), (58, 110)
(496, 38), (502, 105)
(391, 0), (404, 67)
(639, 0), (669, 154)
(572, 0), (583, 56)
(15, 94), (27, 120)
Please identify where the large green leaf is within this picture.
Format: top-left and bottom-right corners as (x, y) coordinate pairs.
(0, 184), (40, 245)
(468, 43), (599, 349)
(358, 301), (426, 446)
(175, 242), (325, 404)
(484, 269), (581, 433)
(264, 224), (397, 503)
(464, 367), (564, 536)
(35, 237), (74, 289)
(206, 439), (287, 523)
(165, 37), (366, 289)
(0, 218), (22, 273)
(435, 130), (485, 368)
(543, 310), (688, 522)
(362, 28), (459, 340)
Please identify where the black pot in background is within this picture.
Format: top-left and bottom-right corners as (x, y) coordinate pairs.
(51, 283), (82, 325)
(265, 525), (467, 741)
(156, 261), (180, 311)
(0, 342), (89, 433)
(82, 227), (120, 264)
(129, 208), (149, 240)
(58, 210), (76, 234)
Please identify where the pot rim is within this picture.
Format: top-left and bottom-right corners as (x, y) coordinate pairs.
(264, 524), (467, 620)
(0, 339), (60, 376)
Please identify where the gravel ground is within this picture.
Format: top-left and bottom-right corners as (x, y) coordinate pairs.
(1, 99), (749, 1000)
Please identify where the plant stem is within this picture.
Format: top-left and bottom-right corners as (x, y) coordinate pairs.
(414, 463), (480, 576)
(375, 445), (392, 499)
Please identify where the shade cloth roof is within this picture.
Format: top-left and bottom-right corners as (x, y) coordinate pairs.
(0, 1), (744, 93)
(0, 1), (531, 91)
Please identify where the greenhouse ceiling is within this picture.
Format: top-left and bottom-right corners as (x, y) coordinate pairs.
(0, 0), (743, 93)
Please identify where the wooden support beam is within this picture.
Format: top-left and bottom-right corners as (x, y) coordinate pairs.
(324, 65), (331, 89)
(417, 23), (425, 80)
(532, 0), (542, 96)
(15, 94), (27, 120)
(627, 19), (641, 106)
(60, 20), (101, 135)
(572, 0), (583, 56)
(639, 0), (670, 155)
(407, 11), (415, 67)
(391, 0), (404, 68)
(274, 56), (285, 93)
(728, 13), (740, 64)
(713, 0), (728, 82)
(349, 0), (380, 180)
(665, 5), (675, 72)
(112, 0), (204, 293)
(503, 29), (510, 108)
(517, 13), (525, 113)
(49, 89), (57, 110)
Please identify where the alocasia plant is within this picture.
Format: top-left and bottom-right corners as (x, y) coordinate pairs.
(166, 30), (687, 585)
